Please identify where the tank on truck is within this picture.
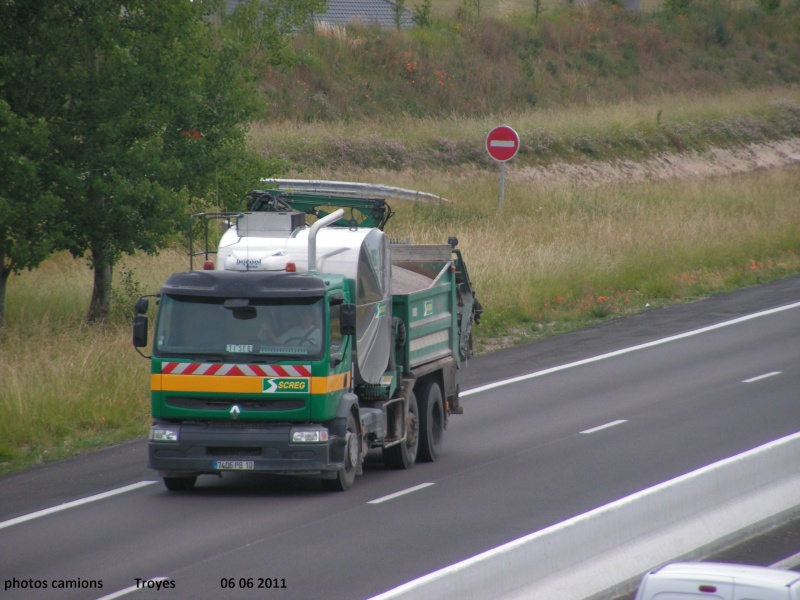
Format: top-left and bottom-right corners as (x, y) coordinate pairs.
(187, 185), (400, 271)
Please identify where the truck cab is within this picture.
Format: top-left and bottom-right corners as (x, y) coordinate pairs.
(137, 268), (361, 492)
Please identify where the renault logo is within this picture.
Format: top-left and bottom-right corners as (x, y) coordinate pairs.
(230, 405), (241, 419)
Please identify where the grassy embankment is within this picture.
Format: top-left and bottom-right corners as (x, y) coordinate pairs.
(2, 3), (799, 474)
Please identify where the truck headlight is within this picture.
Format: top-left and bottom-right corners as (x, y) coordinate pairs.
(150, 426), (179, 442)
(291, 427), (329, 443)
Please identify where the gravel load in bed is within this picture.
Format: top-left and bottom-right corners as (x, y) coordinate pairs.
(391, 265), (434, 294)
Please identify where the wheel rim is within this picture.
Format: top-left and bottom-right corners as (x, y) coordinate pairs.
(345, 431), (358, 469)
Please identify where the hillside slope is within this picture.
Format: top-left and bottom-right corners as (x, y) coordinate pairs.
(260, 2), (800, 125)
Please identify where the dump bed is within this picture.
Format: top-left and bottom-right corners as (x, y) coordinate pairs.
(390, 245), (458, 372)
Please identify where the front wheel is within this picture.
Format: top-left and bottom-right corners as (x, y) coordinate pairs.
(417, 381), (444, 463)
(322, 412), (359, 492)
(383, 391), (418, 470)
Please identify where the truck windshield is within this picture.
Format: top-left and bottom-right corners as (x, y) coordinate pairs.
(154, 295), (324, 360)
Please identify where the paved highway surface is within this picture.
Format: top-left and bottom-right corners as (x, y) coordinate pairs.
(1, 275), (798, 600)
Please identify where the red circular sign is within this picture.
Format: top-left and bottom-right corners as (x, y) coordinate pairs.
(485, 125), (520, 162)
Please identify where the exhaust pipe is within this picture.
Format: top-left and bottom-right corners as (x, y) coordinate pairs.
(308, 209), (344, 272)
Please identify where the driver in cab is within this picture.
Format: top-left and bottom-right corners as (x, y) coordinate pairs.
(279, 308), (322, 350)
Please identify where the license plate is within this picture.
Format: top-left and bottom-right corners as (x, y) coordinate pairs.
(214, 460), (255, 470)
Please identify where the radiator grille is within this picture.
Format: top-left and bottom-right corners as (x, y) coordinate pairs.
(207, 447), (262, 457)
(167, 396), (303, 412)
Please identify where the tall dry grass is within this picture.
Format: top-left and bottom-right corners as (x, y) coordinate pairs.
(249, 86), (800, 170)
(0, 249), (185, 471)
(421, 0), (667, 18)
(315, 165), (800, 340)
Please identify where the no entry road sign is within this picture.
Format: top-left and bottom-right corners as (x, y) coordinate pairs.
(485, 125), (520, 162)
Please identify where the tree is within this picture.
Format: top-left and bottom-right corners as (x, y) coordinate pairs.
(393, 0), (406, 30)
(0, 0), (323, 325)
(0, 101), (63, 329)
(412, 0), (432, 28)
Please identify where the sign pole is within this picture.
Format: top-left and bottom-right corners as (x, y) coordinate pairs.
(485, 125), (520, 209)
(499, 161), (506, 210)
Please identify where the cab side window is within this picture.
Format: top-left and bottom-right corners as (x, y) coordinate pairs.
(329, 302), (343, 357)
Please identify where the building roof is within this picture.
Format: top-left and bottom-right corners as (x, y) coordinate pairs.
(225, 0), (414, 30)
(315, 0), (413, 30)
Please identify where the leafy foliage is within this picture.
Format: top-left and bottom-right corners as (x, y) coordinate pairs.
(0, 0), (323, 325)
(662, 0), (693, 16)
(413, 0), (434, 27)
(0, 101), (64, 327)
(755, 0), (781, 12)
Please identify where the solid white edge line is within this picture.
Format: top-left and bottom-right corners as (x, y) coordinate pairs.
(771, 551), (800, 571)
(461, 301), (800, 398)
(580, 419), (628, 434)
(367, 431), (800, 600)
(368, 483), (435, 505)
(95, 577), (170, 600)
(743, 371), (782, 383)
(0, 481), (157, 530)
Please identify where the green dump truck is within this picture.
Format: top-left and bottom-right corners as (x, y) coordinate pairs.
(133, 182), (482, 492)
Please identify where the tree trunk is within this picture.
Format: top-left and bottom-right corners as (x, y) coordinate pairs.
(86, 245), (113, 324)
(0, 264), (9, 331)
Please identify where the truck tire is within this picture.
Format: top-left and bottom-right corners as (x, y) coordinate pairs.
(383, 391), (418, 470)
(322, 412), (359, 492)
(163, 476), (196, 492)
(417, 381), (444, 462)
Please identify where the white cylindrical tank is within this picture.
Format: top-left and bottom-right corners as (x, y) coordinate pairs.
(216, 215), (392, 384)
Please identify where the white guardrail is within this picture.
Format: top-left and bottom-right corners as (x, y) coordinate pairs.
(369, 431), (800, 600)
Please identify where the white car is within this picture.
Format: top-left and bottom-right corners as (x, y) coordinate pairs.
(635, 562), (800, 600)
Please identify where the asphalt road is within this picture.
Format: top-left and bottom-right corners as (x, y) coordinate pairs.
(1, 275), (798, 600)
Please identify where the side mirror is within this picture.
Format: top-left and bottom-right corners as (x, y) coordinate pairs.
(133, 315), (149, 348)
(340, 303), (356, 336)
(135, 297), (149, 315)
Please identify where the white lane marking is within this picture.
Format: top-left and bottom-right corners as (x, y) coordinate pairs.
(95, 578), (170, 600)
(367, 430), (800, 600)
(580, 419), (628, 434)
(743, 371), (781, 383)
(368, 483), (435, 505)
(771, 550), (800, 570)
(0, 481), (157, 530)
(462, 302), (800, 398)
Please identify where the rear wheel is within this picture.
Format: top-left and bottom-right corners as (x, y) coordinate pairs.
(417, 381), (444, 462)
(383, 391), (418, 469)
(163, 476), (196, 492)
(322, 412), (359, 492)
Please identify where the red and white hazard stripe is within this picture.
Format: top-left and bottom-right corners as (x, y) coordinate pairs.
(161, 363), (311, 377)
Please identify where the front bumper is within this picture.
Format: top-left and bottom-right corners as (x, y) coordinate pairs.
(148, 421), (345, 478)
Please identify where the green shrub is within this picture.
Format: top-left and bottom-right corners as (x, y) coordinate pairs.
(663, 0), (693, 16)
(755, 0), (780, 13)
